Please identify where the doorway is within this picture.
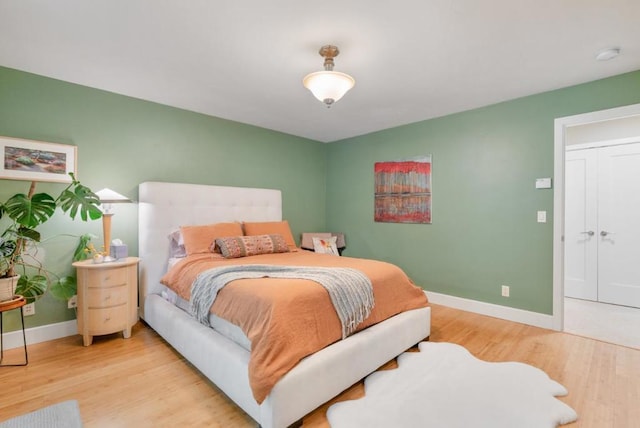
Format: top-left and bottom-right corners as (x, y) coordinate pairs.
(563, 139), (640, 348)
(564, 140), (640, 308)
(553, 103), (640, 347)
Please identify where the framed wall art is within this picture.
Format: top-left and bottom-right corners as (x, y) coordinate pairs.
(1, 136), (77, 183)
(374, 155), (432, 224)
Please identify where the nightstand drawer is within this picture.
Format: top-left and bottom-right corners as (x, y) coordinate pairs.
(86, 305), (127, 334)
(87, 285), (127, 308)
(87, 266), (127, 287)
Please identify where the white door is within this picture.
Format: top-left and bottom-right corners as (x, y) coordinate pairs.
(564, 149), (598, 301)
(597, 143), (640, 308)
(565, 142), (640, 308)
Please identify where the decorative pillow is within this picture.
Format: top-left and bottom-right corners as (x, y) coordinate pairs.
(301, 232), (332, 250)
(180, 222), (243, 255)
(215, 234), (290, 259)
(243, 220), (298, 251)
(168, 228), (187, 258)
(312, 236), (339, 256)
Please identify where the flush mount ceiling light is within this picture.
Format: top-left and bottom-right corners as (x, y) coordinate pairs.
(303, 45), (355, 107)
(595, 47), (621, 61)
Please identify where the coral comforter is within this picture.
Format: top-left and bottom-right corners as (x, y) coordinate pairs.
(160, 251), (428, 403)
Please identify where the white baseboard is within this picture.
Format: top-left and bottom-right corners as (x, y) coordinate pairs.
(2, 319), (78, 350)
(426, 291), (556, 330)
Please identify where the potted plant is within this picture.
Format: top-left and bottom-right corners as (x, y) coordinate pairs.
(0, 173), (102, 303)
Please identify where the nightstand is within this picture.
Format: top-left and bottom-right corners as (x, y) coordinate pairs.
(73, 257), (140, 346)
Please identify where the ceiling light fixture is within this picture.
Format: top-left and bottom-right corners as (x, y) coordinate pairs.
(595, 47), (621, 61)
(303, 45), (355, 107)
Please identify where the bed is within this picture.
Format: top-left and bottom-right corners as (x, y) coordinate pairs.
(138, 181), (431, 428)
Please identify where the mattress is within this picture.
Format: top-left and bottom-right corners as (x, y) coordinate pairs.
(162, 288), (252, 351)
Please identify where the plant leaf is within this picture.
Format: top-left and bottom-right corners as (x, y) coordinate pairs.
(0, 237), (16, 258)
(72, 233), (95, 261)
(50, 276), (77, 300)
(16, 226), (41, 242)
(15, 274), (48, 304)
(4, 193), (56, 228)
(58, 185), (102, 221)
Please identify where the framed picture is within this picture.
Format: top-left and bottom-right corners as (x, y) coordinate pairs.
(1, 136), (77, 183)
(374, 155), (432, 224)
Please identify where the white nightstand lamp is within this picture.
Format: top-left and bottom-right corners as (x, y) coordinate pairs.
(95, 188), (131, 261)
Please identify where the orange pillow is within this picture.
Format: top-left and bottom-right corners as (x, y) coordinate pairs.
(243, 220), (298, 251)
(180, 222), (243, 255)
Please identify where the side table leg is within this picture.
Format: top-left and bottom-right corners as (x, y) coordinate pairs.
(0, 307), (28, 366)
(0, 312), (4, 364)
(20, 307), (28, 365)
(123, 327), (131, 339)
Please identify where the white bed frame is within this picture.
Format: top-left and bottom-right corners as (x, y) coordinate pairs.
(138, 181), (431, 428)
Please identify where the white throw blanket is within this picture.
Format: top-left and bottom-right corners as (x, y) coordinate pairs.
(190, 264), (374, 338)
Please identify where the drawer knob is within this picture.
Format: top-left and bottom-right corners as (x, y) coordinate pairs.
(104, 317), (111, 322)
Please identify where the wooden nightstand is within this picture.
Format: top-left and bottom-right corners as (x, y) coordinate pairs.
(73, 257), (140, 346)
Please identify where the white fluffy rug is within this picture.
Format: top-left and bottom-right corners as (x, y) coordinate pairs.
(327, 342), (577, 428)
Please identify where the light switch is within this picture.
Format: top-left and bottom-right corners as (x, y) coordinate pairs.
(535, 178), (552, 189)
(537, 211), (547, 223)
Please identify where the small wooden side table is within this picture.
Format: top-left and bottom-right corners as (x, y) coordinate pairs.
(73, 257), (140, 346)
(0, 295), (28, 366)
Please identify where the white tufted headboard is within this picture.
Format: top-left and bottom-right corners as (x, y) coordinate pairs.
(137, 181), (282, 318)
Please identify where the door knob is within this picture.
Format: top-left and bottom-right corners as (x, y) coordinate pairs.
(600, 230), (612, 237)
(580, 231), (595, 236)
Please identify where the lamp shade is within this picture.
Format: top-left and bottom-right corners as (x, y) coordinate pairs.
(95, 188), (131, 204)
(303, 71), (355, 106)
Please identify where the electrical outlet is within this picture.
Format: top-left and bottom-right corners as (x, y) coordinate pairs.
(501, 285), (510, 297)
(68, 295), (78, 309)
(23, 302), (35, 316)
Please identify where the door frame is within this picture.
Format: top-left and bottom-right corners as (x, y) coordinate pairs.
(552, 103), (640, 330)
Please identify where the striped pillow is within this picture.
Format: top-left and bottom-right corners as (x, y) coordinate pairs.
(215, 234), (290, 259)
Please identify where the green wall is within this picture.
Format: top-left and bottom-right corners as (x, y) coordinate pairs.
(0, 66), (326, 330)
(2, 64), (639, 333)
(326, 70), (640, 315)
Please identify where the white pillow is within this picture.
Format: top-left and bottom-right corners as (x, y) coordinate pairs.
(312, 236), (339, 256)
(168, 228), (187, 258)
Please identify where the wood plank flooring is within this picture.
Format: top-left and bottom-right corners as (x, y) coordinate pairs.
(1, 303), (638, 427)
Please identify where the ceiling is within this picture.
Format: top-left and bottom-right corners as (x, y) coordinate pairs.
(0, 1), (638, 143)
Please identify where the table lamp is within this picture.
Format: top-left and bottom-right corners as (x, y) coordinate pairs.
(95, 188), (131, 261)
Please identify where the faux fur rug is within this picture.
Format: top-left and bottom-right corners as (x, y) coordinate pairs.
(327, 342), (577, 428)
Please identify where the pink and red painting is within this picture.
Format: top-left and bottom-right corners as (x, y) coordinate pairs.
(374, 156), (432, 224)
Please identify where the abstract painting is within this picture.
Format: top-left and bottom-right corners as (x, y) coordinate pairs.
(374, 155), (432, 224)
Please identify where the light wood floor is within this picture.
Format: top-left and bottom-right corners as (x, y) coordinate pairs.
(1, 304), (638, 427)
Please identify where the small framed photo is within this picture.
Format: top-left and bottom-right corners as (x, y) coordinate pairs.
(1, 136), (77, 183)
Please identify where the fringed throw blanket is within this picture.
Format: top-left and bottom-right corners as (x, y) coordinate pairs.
(191, 264), (374, 338)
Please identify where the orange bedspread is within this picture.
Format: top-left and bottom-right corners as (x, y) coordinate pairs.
(160, 251), (428, 403)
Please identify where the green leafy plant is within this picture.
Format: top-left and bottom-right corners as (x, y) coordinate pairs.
(0, 173), (102, 303)
(49, 233), (100, 301)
